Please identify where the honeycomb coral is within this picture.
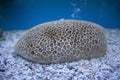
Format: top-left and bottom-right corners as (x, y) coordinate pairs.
(14, 20), (107, 64)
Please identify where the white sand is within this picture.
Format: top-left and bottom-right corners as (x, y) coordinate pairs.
(0, 29), (120, 80)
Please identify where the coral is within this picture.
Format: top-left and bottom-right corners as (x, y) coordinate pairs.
(14, 20), (107, 63)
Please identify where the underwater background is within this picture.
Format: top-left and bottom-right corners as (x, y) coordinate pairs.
(0, 0), (120, 30)
(0, 0), (120, 80)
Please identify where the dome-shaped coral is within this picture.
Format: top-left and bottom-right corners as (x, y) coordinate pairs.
(14, 20), (107, 64)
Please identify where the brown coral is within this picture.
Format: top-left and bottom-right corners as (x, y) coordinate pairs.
(14, 20), (107, 64)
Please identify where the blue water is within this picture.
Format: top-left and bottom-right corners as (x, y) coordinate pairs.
(0, 0), (120, 30)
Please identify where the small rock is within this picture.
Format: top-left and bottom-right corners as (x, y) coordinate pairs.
(0, 28), (3, 38)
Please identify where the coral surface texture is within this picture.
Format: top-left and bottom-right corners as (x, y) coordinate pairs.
(14, 20), (107, 63)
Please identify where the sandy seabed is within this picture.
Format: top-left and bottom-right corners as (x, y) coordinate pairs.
(0, 29), (120, 80)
